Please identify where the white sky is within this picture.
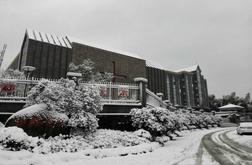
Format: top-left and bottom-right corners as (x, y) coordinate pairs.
(0, 0), (251, 98)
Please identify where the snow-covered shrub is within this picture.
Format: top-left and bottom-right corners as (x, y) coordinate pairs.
(174, 111), (191, 129)
(130, 107), (176, 137)
(37, 129), (150, 153)
(133, 129), (152, 140)
(25, 78), (101, 135)
(68, 112), (99, 135)
(69, 59), (112, 82)
(35, 135), (90, 154)
(183, 113), (201, 128)
(69, 59), (95, 82)
(210, 115), (222, 126)
(0, 127), (150, 154)
(198, 114), (213, 128)
(184, 112), (222, 129)
(85, 129), (150, 148)
(0, 127), (39, 151)
(154, 136), (170, 145)
(131, 106), (222, 137)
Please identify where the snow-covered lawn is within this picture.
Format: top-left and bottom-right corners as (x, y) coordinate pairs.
(0, 126), (223, 165)
(226, 130), (252, 148)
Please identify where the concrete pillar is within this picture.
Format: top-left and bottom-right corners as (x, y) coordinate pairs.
(164, 100), (171, 109)
(134, 77), (148, 107)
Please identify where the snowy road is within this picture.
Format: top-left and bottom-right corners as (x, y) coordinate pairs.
(1, 127), (252, 165)
(201, 129), (252, 165)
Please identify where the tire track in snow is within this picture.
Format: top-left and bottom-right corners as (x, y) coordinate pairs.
(202, 129), (252, 165)
(222, 130), (252, 154)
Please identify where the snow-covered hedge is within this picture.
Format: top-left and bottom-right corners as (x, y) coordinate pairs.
(130, 107), (177, 136)
(25, 79), (101, 134)
(0, 127), (150, 154)
(0, 127), (38, 151)
(130, 107), (222, 137)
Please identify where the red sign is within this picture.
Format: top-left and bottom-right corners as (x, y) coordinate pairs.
(0, 82), (16, 93)
(118, 88), (129, 97)
(99, 86), (108, 97)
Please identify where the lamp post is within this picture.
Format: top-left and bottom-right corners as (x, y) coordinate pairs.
(66, 72), (82, 86)
(22, 66), (36, 96)
(22, 66), (36, 79)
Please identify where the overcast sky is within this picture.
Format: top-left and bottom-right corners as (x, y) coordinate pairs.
(0, 0), (251, 98)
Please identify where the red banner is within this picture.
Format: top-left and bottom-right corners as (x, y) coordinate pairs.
(118, 88), (129, 97)
(0, 82), (16, 93)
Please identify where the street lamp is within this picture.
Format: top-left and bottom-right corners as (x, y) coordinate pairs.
(22, 66), (36, 96)
(66, 72), (82, 86)
(22, 66), (36, 79)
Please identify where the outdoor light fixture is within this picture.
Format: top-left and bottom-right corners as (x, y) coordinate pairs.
(66, 72), (82, 86)
(22, 66), (36, 79)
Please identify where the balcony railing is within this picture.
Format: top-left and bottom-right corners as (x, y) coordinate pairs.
(0, 77), (140, 106)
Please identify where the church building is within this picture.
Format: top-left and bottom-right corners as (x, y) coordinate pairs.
(8, 29), (209, 109)
(9, 29), (146, 82)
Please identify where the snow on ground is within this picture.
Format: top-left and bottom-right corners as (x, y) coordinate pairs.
(0, 128), (224, 165)
(226, 130), (252, 148)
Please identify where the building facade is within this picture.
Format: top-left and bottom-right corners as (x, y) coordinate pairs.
(9, 29), (146, 82)
(8, 29), (209, 108)
(146, 65), (209, 109)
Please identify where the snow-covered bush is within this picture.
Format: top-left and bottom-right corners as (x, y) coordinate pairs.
(198, 114), (213, 128)
(69, 59), (112, 82)
(131, 107), (222, 137)
(210, 115), (222, 126)
(133, 129), (152, 141)
(0, 127), (151, 154)
(35, 135), (90, 154)
(174, 110), (191, 129)
(85, 129), (150, 148)
(0, 127), (39, 151)
(69, 59), (95, 82)
(68, 112), (99, 135)
(130, 107), (176, 137)
(184, 112), (222, 129)
(25, 78), (101, 134)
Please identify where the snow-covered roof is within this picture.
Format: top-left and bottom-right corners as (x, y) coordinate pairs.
(67, 36), (143, 60)
(26, 29), (144, 60)
(146, 61), (167, 70)
(66, 72), (82, 77)
(219, 104), (244, 110)
(26, 29), (72, 48)
(175, 65), (199, 73)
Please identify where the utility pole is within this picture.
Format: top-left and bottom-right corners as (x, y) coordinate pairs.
(0, 44), (7, 69)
